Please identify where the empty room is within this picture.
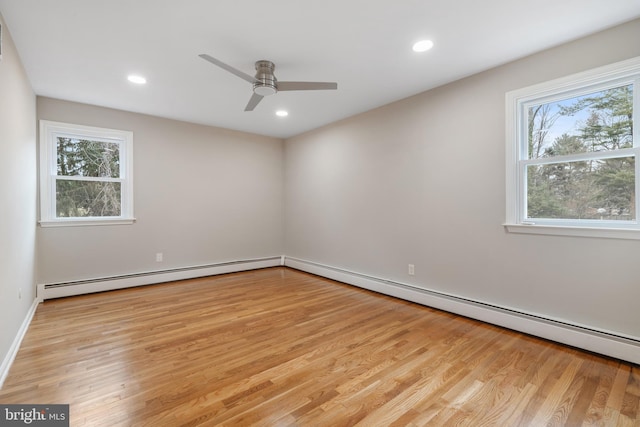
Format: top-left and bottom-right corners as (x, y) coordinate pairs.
(1, 1), (639, 425)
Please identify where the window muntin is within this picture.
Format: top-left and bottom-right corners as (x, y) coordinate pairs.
(40, 121), (134, 226)
(505, 56), (640, 238)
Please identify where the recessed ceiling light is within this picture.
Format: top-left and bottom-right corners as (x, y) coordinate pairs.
(276, 110), (289, 117)
(127, 75), (147, 84)
(412, 39), (434, 53)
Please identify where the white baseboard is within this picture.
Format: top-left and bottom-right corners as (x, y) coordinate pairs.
(0, 298), (39, 389)
(24, 255), (640, 367)
(38, 256), (283, 300)
(284, 256), (640, 365)
(1, 257), (282, 388)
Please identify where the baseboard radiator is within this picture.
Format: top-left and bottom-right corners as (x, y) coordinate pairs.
(35, 255), (639, 364)
(38, 256), (284, 300)
(285, 257), (640, 365)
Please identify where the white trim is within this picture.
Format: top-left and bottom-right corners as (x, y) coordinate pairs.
(505, 56), (640, 237)
(504, 223), (640, 239)
(39, 218), (136, 227)
(0, 298), (39, 389)
(4, 258), (282, 387)
(284, 256), (640, 364)
(8, 258), (640, 379)
(38, 257), (282, 300)
(507, 56), (640, 109)
(39, 120), (134, 225)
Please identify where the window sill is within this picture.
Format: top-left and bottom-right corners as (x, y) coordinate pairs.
(504, 223), (640, 240)
(39, 218), (136, 228)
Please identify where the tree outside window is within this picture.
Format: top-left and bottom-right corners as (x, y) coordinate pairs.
(39, 121), (134, 226)
(526, 85), (634, 221)
(505, 56), (640, 239)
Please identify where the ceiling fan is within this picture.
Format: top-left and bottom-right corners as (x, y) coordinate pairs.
(199, 54), (338, 111)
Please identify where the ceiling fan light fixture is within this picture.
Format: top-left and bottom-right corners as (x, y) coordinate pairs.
(254, 85), (277, 96)
(412, 39), (434, 53)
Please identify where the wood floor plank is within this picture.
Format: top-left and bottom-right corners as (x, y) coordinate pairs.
(0, 267), (638, 426)
(581, 358), (620, 426)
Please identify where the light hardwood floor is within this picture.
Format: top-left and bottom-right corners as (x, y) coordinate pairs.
(1, 267), (638, 426)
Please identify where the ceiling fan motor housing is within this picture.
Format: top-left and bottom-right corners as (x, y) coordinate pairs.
(253, 60), (277, 96)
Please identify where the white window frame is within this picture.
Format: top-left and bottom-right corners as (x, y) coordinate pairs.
(39, 120), (135, 227)
(505, 56), (640, 240)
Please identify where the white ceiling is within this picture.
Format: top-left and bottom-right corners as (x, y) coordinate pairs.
(2, 0), (640, 139)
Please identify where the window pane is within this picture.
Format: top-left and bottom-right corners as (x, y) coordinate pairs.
(528, 84), (633, 159)
(56, 180), (122, 217)
(527, 156), (635, 221)
(56, 138), (120, 178)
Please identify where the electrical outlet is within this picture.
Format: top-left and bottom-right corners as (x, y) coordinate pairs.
(18, 288), (22, 299)
(156, 252), (163, 262)
(408, 264), (415, 275)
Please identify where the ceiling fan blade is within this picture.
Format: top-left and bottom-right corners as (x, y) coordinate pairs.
(199, 54), (256, 84)
(244, 93), (264, 111)
(277, 81), (338, 91)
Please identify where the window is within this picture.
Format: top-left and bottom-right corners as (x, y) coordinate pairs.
(39, 121), (134, 226)
(505, 57), (640, 239)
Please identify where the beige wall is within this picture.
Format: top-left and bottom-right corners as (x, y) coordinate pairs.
(37, 98), (284, 284)
(0, 14), (37, 367)
(284, 19), (640, 339)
